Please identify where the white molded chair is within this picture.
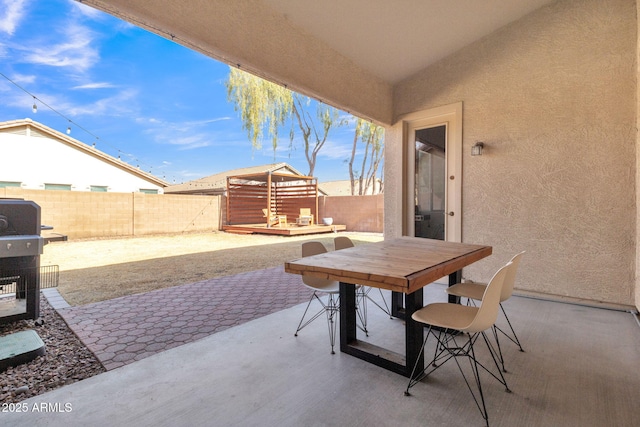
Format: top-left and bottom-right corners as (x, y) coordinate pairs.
(334, 236), (392, 336)
(404, 262), (513, 427)
(446, 251), (526, 372)
(294, 241), (340, 354)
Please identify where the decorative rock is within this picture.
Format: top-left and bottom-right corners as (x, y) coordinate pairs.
(14, 385), (29, 394)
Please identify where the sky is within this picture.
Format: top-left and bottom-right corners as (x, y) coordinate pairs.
(0, 0), (366, 185)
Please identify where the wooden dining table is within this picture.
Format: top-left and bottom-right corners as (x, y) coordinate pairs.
(284, 236), (492, 377)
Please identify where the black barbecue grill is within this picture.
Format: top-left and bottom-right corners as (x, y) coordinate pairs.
(0, 199), (44, 324)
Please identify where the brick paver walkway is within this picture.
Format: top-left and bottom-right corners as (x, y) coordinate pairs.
(57, 266), (312, 370)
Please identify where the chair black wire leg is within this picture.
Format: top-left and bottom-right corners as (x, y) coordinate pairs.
(431, 331), (441, 367)
(498, 303), (524, 352)
(480, 332), (511, 392)
(365, 287), (392, 318)
(356, 287), (369, 336)
(326, 293), (338, 354)
(467, 334), (490, 426)
(295, 292), (323, 336)
(404, 326), (433, 395)
(295, 292), (339, 355)
(491, 325), (506, 372)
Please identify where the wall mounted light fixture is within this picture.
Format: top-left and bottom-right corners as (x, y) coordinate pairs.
(471, 141), (484, 156)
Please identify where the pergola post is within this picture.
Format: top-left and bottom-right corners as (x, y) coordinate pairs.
(314, 178), (319, 225)
(226, 176), (230, 225)
(266, 172), (272, 228)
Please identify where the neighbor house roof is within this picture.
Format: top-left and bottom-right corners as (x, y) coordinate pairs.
(164, 163), (311, 195)
(0, 118), (168, 188)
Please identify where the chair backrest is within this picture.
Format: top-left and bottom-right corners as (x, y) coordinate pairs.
(463, 262), (512, 334)
(262, 208), (272, 218)
(301, 241), (333, 288)
(334, 236), (354, 250)
(302, 241), (326, 257)
(500, 251), (525, 302)
(300, 208), (312, 216)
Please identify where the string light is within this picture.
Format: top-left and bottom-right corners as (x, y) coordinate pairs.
(0, 71), (180, 184)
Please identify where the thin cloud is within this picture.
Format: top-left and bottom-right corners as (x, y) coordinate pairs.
(200, 117), (233, 124)
(167, 134), (213, 150)
(72, 82), (116, 90)
(317, 139), (354, 160)
(0, 0), (27, 36)
(65, 88), (138, 116)
(140, 117), (238, 150)
(8, 73), (36, 85)
(23, 23), (99, 72)
(69, 0), (104, 19)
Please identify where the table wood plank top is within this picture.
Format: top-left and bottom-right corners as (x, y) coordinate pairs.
(284, 237), (492, 294)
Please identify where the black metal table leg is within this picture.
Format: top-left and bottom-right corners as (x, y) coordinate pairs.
(448, 270), (462, 303)
(340, 281), (424, 377)
(339, 281), (357, 350)
(391, 291), (405, 319)
(391, 269), (462, 319)
(404, 288), (424, 377)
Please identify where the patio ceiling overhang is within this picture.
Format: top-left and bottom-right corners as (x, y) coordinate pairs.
(80, 0), (555, 126)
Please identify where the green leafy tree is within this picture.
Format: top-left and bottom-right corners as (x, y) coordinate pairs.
(226, 68), (344, 176)
(348, 118), (384, 195)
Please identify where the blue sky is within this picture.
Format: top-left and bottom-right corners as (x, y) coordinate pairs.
(0, 0), (362, 184)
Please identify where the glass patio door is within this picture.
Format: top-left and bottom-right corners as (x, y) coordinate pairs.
(404, 102), (462, 242)
(414, 125), (446, 240)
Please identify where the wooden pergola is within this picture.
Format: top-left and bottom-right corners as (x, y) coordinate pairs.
(225, 171), (318, 227)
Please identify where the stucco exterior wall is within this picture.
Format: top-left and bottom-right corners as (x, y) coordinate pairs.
(637, 0), (640, 312)
(388, 0), (636, 306)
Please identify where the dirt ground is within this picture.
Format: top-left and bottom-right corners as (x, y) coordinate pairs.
(40, 231), (383, 306)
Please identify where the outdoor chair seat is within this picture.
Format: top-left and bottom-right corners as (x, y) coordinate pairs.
(294, 241), (340, 354)
(405, 262), (513, 427)
(446, 251), (526, 372)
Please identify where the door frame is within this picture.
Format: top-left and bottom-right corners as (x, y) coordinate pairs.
(402, 102), (462, 242)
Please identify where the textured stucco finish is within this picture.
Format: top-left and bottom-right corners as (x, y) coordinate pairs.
(390, 0), (636, 306)
(636, 0), (640, 311)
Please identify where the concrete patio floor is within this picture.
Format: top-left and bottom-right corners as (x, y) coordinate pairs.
(4, 276), (640, 426)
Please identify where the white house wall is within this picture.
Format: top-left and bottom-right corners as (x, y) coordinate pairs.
(1, 131), (164, 193)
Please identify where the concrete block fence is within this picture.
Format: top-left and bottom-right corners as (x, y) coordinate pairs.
(0, 188), (382, 239)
